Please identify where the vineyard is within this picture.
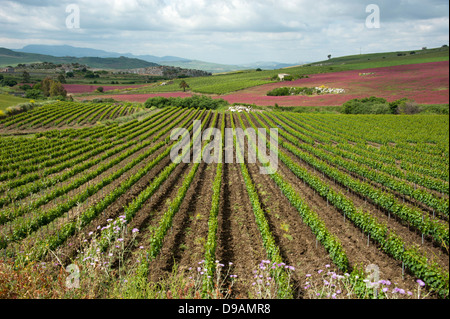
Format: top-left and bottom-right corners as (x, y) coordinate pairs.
(0, 101), (448, 299)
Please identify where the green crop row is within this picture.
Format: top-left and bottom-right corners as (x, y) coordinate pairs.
(203, 113), (225, 295)
(243, 112), (350, 273)
(16, 109), (206, 263)
(267, 112), (449, 215)
(230, 113), (294, 299)
(252, 113), (449, 298)
(262, 112), (449, 247)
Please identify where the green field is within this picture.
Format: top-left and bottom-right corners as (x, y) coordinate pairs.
(0, 94), (30, 111)
(124, 46), (450, 96)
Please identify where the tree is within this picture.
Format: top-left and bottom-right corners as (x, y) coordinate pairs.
(25, 89), (43, 99)
(328, 55), (332, 59)
(179, 80), (190, 92)
(58, 74), (66, 84)
(22, 71), (31, 83)
(41, 77), (53, 97)
(49, 81), (67, 98)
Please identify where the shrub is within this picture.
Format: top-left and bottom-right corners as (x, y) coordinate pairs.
(144, 95), (228, 110)
(25, 89), (44, 100)
(342, 97), (389, 114)
(398, 101), (421, 115)
(267, 87), (291, 96)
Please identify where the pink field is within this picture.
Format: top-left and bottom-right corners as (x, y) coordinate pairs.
(75, 61), (449, 107)
(63, 84), (149, 94)
(83, 92), (194, 103)
(222, 61), (449, 106)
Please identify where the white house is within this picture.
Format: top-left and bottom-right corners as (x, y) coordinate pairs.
(278, 73), (290, 81)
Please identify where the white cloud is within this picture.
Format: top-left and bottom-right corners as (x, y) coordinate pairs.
(0, 0), (448, 64)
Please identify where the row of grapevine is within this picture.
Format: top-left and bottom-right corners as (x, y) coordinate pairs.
(230, 113), (294, 299)
(267, 112), (449, 214)
(10, 109), (207, 262)
(0, 102), (144, 129)
(260, 112), (449, 247)
(253, 112), (449, 298)
(203, 113), (225, 294)
(278, 113), (449, 193)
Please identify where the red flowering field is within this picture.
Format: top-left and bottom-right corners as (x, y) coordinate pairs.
(75, 61), (448, 107)
(83, 92), (194, 102)
(63, 84), (149, 94)
(221, 61), (449, 106)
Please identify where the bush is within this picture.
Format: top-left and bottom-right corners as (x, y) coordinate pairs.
(398, 101), (421, 115)
(144, 95), (228, 110)
(342, 96), (389, 114)
(25, 89), (44, 99)
(1, 78), (18, 87)
(267, 87), (291, 96)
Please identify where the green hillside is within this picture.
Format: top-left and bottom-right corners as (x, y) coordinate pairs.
(128, 46), (449, 95)
(310, 46), (449, 69)
(0, 48), (159, 69)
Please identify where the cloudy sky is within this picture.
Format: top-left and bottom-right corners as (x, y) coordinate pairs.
(0, 0), (448, 65)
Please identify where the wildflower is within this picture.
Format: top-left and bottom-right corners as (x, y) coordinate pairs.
(325, 264), (330, 268)
(382, 288), (389, 293)
(306, 274), (312, 277)
(318, 269), (323, 274)
(132, 228), (139, 233)
(117, 238), (124, 242)
(139, 246), (144, 249)
(417, 280), (425, 287)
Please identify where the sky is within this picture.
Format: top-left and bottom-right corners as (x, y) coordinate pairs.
(0, 0), (449, 65)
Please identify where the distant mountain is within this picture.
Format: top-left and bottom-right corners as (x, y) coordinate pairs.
(0, 47), (159, 69)
(238, 61), (299, 70)
(16, 45), (299, 73)
(17, 45), (190, 63)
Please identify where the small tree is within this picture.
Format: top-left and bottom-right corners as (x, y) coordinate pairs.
(328, 54), (332, 60)
(58, 74), (66, 84)
(49, 81), (67, 98)
(180, 80), (190, 92)
(41, 77), (53, 97)
(22, 71), (31, 83)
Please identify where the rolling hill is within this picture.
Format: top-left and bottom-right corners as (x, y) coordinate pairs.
(0, 48), (159, 70)
(14, 45), (300, 73)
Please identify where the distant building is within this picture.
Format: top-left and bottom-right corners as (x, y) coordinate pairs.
(278, 73), (290, 81)
(2, 67), (15, 73)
